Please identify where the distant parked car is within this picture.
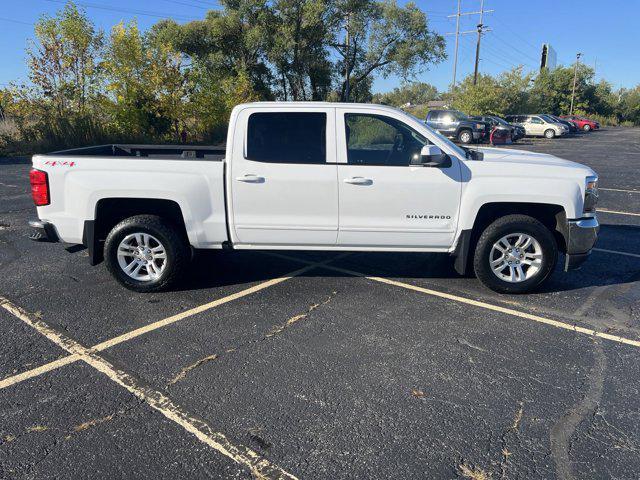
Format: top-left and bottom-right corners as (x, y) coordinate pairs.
(546, 115), (578, 133)
(425, 109), (489, 144)
(560, 115), (600, 132)
(471, 115), (526, 142)
(505, 114), (568, 139)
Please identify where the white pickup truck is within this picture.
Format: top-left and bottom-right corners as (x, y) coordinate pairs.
(28, 102), (599, 294)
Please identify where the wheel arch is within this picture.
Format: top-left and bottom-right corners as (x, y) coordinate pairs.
(86, 198), (189, 265)
(453, 202), (567, 275)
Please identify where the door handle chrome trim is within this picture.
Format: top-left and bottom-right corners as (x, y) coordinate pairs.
(343, 177), (373, 185)
(236, 174), (265, 183)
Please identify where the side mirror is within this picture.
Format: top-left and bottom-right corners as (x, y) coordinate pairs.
(411, 145), (450, 167)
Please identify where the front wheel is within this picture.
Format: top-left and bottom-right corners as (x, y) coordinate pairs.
(544, 128), (555, 139)
(458, 129), (473, 144)
(583, 124), (591, 132)
(104, 215), (190, 292)
(473, 215), (558, 294)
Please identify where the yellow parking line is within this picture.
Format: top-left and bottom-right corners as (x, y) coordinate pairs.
(269, 253), (640, 349)
(0, 254), (346, 391)
(594, 247), (640, 259)
(0, 355), (80, 390)
(0, 298), (298, 480)
(599, 187), (640, 194)
(597, 208), (640, 217)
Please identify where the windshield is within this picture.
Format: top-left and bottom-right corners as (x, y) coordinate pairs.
(451, 110), (468, 120)
(404, 111), (467, 159)
(493, 116), (510, 125)
(540, 114), (557, 123)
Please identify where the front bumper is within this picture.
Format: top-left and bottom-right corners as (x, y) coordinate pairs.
(564, 217), (599, 271)
(472, 131), (483, 140)
(28, 220), (59, 242)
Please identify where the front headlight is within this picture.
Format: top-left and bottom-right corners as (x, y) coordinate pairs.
(476, 123), (484, 130)
(584, 175), (598, 213)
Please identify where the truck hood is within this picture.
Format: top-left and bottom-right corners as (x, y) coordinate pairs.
(475, 147), (591, 171)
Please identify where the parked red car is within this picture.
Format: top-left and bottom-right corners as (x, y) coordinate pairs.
(560, 115), (600, 132)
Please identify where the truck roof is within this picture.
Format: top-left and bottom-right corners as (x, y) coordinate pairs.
(236, 101), (403, 113)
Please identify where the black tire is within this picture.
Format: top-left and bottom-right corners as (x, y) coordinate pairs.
(104, 215), (189, 292)
(473, 214), (558, 294)
(583, 124), (591, 132)
(458, 129), (473, 144)
(544, 128), (555, 139)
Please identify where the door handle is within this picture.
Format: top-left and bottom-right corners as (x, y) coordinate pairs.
(236, 174), (265, 183)
(344, 177), (373, 185)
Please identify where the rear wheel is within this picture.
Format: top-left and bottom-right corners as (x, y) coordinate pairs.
(458, 129), (473, 144)
(583, 124), (591, 132)
(473, 215), (558, 294)
(104, 215), (189, 292)
(544, 128), (555, 139)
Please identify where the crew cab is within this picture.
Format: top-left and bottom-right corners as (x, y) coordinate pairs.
(29, 102), (599, 294)
(425, 109), (489, 144)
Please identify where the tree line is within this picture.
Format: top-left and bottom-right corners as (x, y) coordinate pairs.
(1, 1), (638, 155)
(0, 0), (444, 153)
(375, 67), (640, 128)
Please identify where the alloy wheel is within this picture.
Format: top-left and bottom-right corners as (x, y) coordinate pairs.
(489, 233), (543, 283)
(117, 232), (167, 282)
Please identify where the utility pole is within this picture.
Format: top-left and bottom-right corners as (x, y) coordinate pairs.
(570, 52), (582, 114)
(447, 1), (493, 90)
(451, 0), (461, 90)
(473, 0), (486, 85)
(344, 13), (350, 102)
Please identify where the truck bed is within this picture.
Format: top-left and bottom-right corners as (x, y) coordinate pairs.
(33, 146), (228, 247)
(49, 144), (226, 161)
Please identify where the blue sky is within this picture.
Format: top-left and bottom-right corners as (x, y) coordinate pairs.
(1, 0), (639, 93)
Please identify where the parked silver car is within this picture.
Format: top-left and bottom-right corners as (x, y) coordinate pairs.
(505, 114), (568, 138)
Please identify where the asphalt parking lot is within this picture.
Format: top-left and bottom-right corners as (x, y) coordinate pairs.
(1, 127), (640, 479)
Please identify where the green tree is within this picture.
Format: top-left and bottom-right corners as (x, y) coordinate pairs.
(27, 2), (103, 115)
(103, 20), (190, 141)
(268, 0), (333, 100)
(331, 0), (446, 101)
(618, 86), (640, 125)
(159, 0), (275, 99)
(528, 64), (595, 115)
(372, 81), (438, 106)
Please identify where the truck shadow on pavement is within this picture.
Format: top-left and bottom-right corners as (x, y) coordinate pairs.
(177, 224), (640, 295)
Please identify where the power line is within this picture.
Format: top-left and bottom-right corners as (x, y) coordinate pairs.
(491, 16), (540, 53)
(156, 0), (212, 10)
(446, 0), (493, 89)
(186, 0), (221, 7)
(0, 17), (34, 26)
(488, 31), (539, 64)
(42, 0), (200, 22)
(481, 37), (536, 69)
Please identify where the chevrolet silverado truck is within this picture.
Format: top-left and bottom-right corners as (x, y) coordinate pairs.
(29, 102), (599, 294)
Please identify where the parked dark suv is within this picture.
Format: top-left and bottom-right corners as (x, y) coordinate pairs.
(425, 110), (489, 144)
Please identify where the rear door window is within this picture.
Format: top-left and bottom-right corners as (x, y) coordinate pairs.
(246, 112), (326, 164)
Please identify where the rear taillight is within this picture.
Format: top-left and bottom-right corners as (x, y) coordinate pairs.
(29, 169), (50, 206)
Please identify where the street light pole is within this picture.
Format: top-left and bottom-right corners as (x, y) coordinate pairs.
(570, 52), (582, 115)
